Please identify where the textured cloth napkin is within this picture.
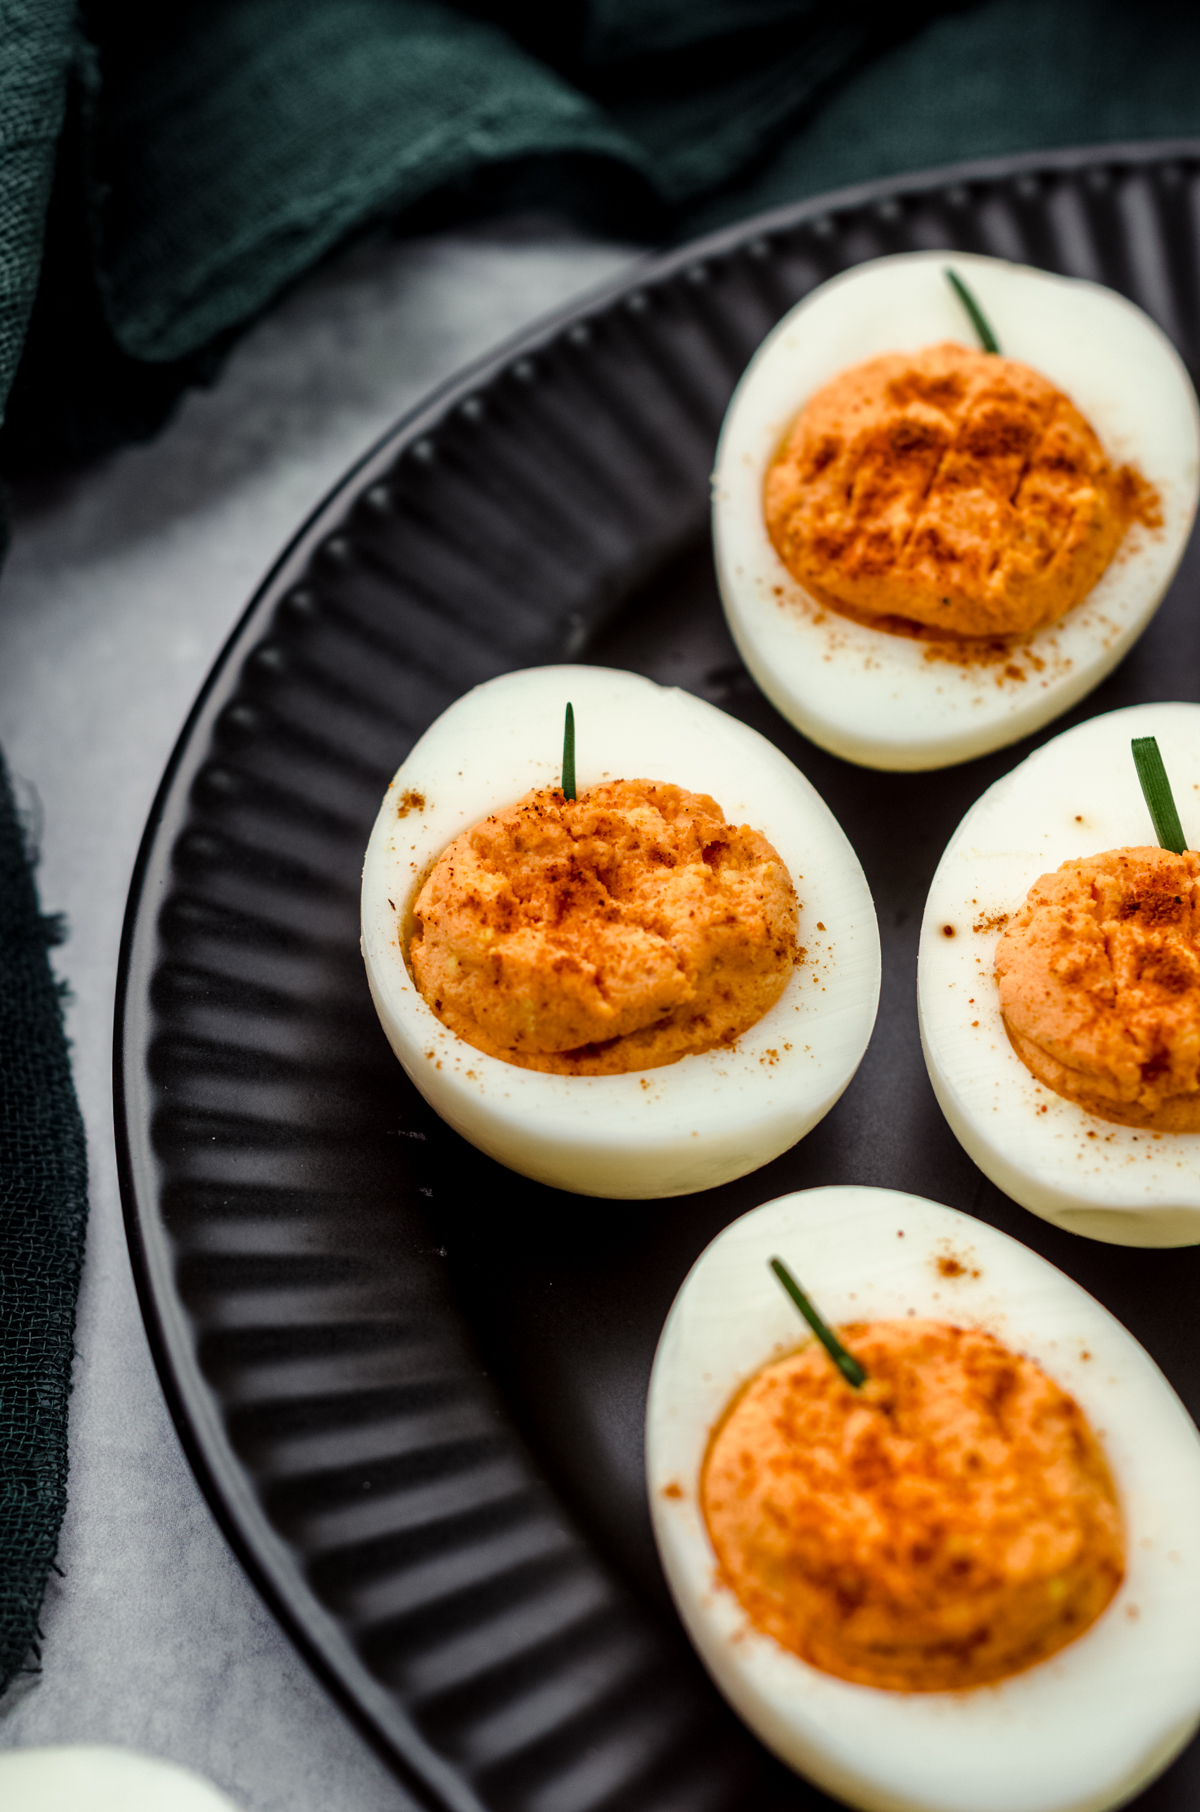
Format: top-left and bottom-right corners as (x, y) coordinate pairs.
(0, 758), (87, 1696)
(3, 0), (1200, 1699)
(7, 0), (1200, 475)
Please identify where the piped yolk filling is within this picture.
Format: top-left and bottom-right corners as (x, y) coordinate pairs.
(764, 343), (1158, 642)
(409, 779), (798, 1076)
(701, 1319), (1123, 1692)
(996, 845), (1200, 1130)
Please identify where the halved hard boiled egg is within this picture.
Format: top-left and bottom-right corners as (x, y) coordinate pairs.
(647, 1184), (1200, 1812)
(361, 665), (880, 1197)
(0, 1746), (243, 1812)
(919, 701), (1200, 1246)
(713, 251), (1199, 770)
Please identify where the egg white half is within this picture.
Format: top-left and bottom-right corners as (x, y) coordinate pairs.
(919, 702), (1200, 1246)
(361, 666), (880, 1198)
(713, 251), (1199, 772)
(647, 1185), (1200, 1812)
(0, 1746), (242, 1812)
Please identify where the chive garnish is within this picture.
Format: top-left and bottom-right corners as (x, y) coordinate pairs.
(1132, 736), (1188, 854)
(944, 267), (1001, 355)
(769, 1257), (867, 1390)
(562, 702), (577, 801)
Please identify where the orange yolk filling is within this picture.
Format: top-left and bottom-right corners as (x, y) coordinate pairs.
(701, 1319), (1123, 1692)
(764, 342), (1158, 642)
(410, 779), (797, 1075)
(996, 845), (1200, 1129)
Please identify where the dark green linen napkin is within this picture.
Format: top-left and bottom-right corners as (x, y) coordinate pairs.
(0, 0), (86, 1702)
(3, 0), (944, 470)
(689, 0), (1200, 233)
(7, 0), (1200, 475)
(0, 757), (88, 1697)
(3, 0), (1200, 1699)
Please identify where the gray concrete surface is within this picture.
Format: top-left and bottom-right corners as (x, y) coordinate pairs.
(0, 219), (638, 1812)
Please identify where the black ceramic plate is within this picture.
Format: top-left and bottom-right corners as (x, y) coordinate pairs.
(116, 140), (1200, 1812)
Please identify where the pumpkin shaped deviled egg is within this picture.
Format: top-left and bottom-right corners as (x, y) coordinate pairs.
(919, 702), (1200, 1245)
(361, 666), (880, 1197)
(714, 252), (1198, 771)
(647, 1185), (1200, 1812)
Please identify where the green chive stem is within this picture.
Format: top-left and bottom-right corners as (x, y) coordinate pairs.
(562, 702), (576, 802)
(769, 1257), (867, 1390)
(1132, 736), (1187, 854)
(944, 268), (1001, 355)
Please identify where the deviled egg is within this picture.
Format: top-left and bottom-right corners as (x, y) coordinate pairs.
(714, 251), (1198, 770)
(361, 666), (880, 1197)
(0, 1746), (242, 1812)
(647, 1184), (1200, 1812)
(919, 701), (1200, 1246)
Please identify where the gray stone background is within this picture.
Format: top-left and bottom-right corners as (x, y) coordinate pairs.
(0, 220), (636, 1811)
